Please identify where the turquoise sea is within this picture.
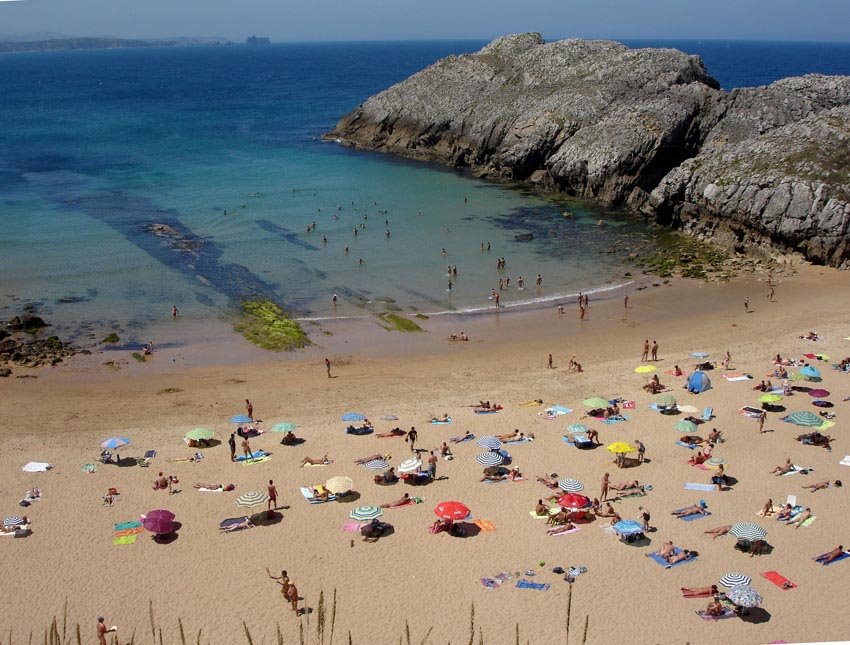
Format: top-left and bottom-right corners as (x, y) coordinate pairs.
(1, 40), (849, 344)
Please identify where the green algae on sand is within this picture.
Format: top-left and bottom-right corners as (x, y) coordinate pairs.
(378, 312), (424, 333)
(235, 300), (310, 351)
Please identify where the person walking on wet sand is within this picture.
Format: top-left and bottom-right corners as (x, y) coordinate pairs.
(548, 353), (553, 369)
(246, 399), (253, 421)
(268, 480), (278, 511)
(325, 357), (332, 378)
(579, 304), (586, 320)
(407, 427), (418, 453)
(228, 432), (236, 462)
(601, 472), (610, 502)
(536, 273), (542, 287)
(651, 340), (658, 361)
(624, 295), (629, 309)
(641, 339), (649, 362)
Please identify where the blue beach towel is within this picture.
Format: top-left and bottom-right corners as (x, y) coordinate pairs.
(684, 483), (717, 492)
(822, 552), (850, 566)
(504, 437), (533, 445)
(235, 450), (267, 462)
(648, 549), (697, 568)
(430, 418), (453, 425)
(679, 511), (711, 522)
(676, 441), (697, 450)
(516, 579), (550, 590)
(114, 521), (142, 531)
(602, 415), (630, 425)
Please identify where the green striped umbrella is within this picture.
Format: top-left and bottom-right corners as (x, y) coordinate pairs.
(675, 419), (698, 433)
(270, 422), (298, 433)
(782, 411), (823, 427)
(582, 397), (609, 408)
(350, 505), (382, 521)
(185, 427), (215, 441)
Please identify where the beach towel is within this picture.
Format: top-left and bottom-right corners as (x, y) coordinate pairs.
(695, 608), (736, 621)
(648, 549), (697, 568)
(677, 441), (697, 450)
(113, 527), (144, 538)
(144, 450), (157, 459)
(761, 571), (797, 590)
(235, 450), (267, 462)
(300, 486), (336, 503)
(601, 415), (629, 424)
(822, 552), (850, 565)
(430, 418), (452, 425)
(679, 511), (711, 521)
(198, 487), (224, 492)
(21, 462), (52, 473)
(480, 577), (504, 589)
(516, 579), (550, 591)
(483, 478), (508, 484)
(519, 400), (544, 407)
(112, 535), (137, 546)
(473, 519), (496, 532)
(799, 516), (817, 527)
(450, 434), (475, 443)
(684, 483), (716, 492)
(723, 374), (752, 382)
(690, 463), (709, 471)
(504, 437), (534, 445)
(241, 455), (271, 466)
(114, 520), (142, 531)
(739, 406), (763, 418)
(343, 522), (365, 532)
(82, 464), (96, 473)
(781, 466), (813, 476)
(839, 455), (850, 467)
(548, 527), (580, 536)
(529, 510), (550, 520)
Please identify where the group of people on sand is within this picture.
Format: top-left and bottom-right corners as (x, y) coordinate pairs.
(268, 570), (301, 615)
(650, 541), (697, 567)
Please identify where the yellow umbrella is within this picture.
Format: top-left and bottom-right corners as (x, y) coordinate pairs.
(325, 476), (354, 495)
(635, 365), (656, 374)
(606, 441), (635, 454)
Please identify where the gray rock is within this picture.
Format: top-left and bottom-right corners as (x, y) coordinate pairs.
(328, 35), (850, 267)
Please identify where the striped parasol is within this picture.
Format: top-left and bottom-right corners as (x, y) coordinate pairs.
(706, 457), (726, 467)
(558, 478), (584, 492)
(101, 437), (131, 450)
(350, 505), (382, 521)
(476, 452), (504, 466)
(675, 419), (698, 433)
(235, 491), (269, 508)
(726, 585), (763, 608)
(270, 422), (297, 433)
(719, 572), (752, 588)
(567, 423), (589, 434)
(3, 516), (24, 527)
(363, 459), (390, 470)
(185, 427), (215, 441)
(476, 436), (502, 450)
(325, 476), (354, 494)
(341, 412), (366, 422)
(729, 522), (767, 541)
(398, 458), (422, 474)
(782, 411), (823, 427)
(229, 415), (252, 424)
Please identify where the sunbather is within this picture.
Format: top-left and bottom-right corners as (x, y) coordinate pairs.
(375, 428), (406, 438)
(300, 454), (331, 467)
(788, 507), (812, 528)
(706, 428), (722, 444)
(496, 429), (522, 442)
(220, 517), (253, 532)
(535, 499), (550, 516)
(672, 503), (708, 517)
(681, 435), (704, 446)
(430, 413), (450, 422)
(703, 525), (732, 539)
(802, 480), (842, 491)
(450, 432), (473, 443)
(547, 507), (569, 526)
(374, 467), (398, 484)
(666, 549), (695, 567)
(309, 487), (330, 502)
(776, 504), (794, 521)
(672, 365), (683, 376)
(586, 428), (600, 444)
(361, 518), (390, 541)
(596, 502), (617, 518)
(546, 522), (576, 535)
(770, 458), (794, 475)
(193, 483), (223, 489)
(609, 480), (641, 491)
(681, 585), (719, 598)
(381, 493), (411, 509)
(439, 442), (453, 458)
(652, 541), (675, 559)
(354, 453), (385, 465)
(760, 499), (775, 517)
(814, 545), (845, 564)
(430, 518), (453, 534)
(536, 475), (560, 490)
(704, 596), (725, 616)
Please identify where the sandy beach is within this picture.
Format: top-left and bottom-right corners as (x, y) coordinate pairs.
(2, 263), (850, 644)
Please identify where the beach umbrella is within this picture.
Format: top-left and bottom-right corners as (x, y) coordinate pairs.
(706, 457), (726, 467)
(678, 405), (699, 414)
(101, 437), (131, 450)
(582, 397), (609, 408)
(143, 509), (176, 535)
(363, 459), (389, 470)
(558, 478), (584, 492)
(729, 522), (767, 541)
(759, 394), (783, 404)
(690, 352), (709, 358)
(812, 400), (833, 408)
(726, 585), (763, 608)
(789, 372), (806, 381)
(325, 476), (353, 495)
(476, 452), (504, 466)
(434, 501), (470, 520)
(635, 365), (656, 374)
(341, 412), (366, 422)
(808, 389), (830, 398)
(397, 458), (422, 474)
(350, 505), (382, 521)
(3, 517), (24, 528)
(185, 427), (215, 441)
(606, 441), (635, 454)
(719, 573), (752, 588)
(567, 423), (589, 434)
(800, 365), (821, 379)
(476, 436), (502, 450)
(235, 491), (269, 509)
(380, 414), (399, 421)
(675, 419), (698, 433)
(270, 422), (297, 433)
(557, 493), (590, 509)
(612, 519), (644, 535)
(229, 415), (252, 424)
(782, 411), (823, 427)
(655, 394), (677, 408)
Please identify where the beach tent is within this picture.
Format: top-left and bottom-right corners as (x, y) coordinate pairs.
(687, 371), (711, 394)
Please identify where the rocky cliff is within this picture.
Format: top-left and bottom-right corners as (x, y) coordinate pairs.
(328, 34), (850, 267)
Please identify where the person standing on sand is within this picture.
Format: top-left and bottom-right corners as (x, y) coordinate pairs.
(601, 472), (610, 502)
(639, 506), (652, 531)
(96, 617), (116, 645)
(325, 358), (332, 378)
(744, 296), (749, 312)
(759, 410), (767, 434)
(624, 295), (629, 309)
(407, 427), (418, 453)
(242, 437), (253, 461)
(651, 340), (658, 361)
(288, 580), (301, 615)
(267, 480), (278, 511)
(722, 351), (731, 370)
(635, 439), (645, 463)
(246, 399), (253, 421)
(641, 339), (649, 362)
(548, 353), (554, 369)
(579, 304), (586, 320)
(228, 432), (236, 462)
(428, 451), (438, 480)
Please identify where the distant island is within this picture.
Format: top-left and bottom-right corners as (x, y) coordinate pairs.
(0, 36), (232, 54)
(245, 36), (271, 45)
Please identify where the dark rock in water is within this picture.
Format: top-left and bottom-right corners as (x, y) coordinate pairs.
(0, 367), (11, 377)
(328, 34), (850, 267)
(6, 314), (48, 332)
(1, 312), (78, 368)
(515, 233), (534, 241)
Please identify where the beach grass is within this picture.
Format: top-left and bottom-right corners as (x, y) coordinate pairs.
(234, 300), (310, 351)
(378, 313), (424, 333)
(131, 352), (146, 362)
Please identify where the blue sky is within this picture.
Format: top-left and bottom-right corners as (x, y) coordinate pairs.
(1, 0), (849, 42)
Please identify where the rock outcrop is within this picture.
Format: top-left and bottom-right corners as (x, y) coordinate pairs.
(328, 34), (850, 267)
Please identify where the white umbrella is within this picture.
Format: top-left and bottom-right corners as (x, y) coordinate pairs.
(235, 491), (269, 508)
(398, 459), (422, 474)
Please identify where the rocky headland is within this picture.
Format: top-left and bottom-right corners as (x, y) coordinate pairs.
(327, 34), (850, 267)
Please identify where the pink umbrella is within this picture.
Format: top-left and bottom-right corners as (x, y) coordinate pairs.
(143, 509), (176, 535)
(808, 389), (830, 398)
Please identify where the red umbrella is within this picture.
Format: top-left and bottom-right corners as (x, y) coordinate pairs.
(557, 493), (591, 509)
(143, 509), (176, 535)
(433, 501), (470, 520)
(808, 389), (830, 398)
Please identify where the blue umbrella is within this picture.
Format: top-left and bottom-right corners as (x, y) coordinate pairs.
(612, 519), (644, 535)
(270, 422), (297, 433)
(476, 452), (504, 466)
(800, 365), (821, 379)
(230, 415), (252, 424)
(690, 352), (709, 358)
(101, 437), (131, 450)
(476, 436), (502, 450)
(342, 412), (366, 422)
(363, 459), (389, 470)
